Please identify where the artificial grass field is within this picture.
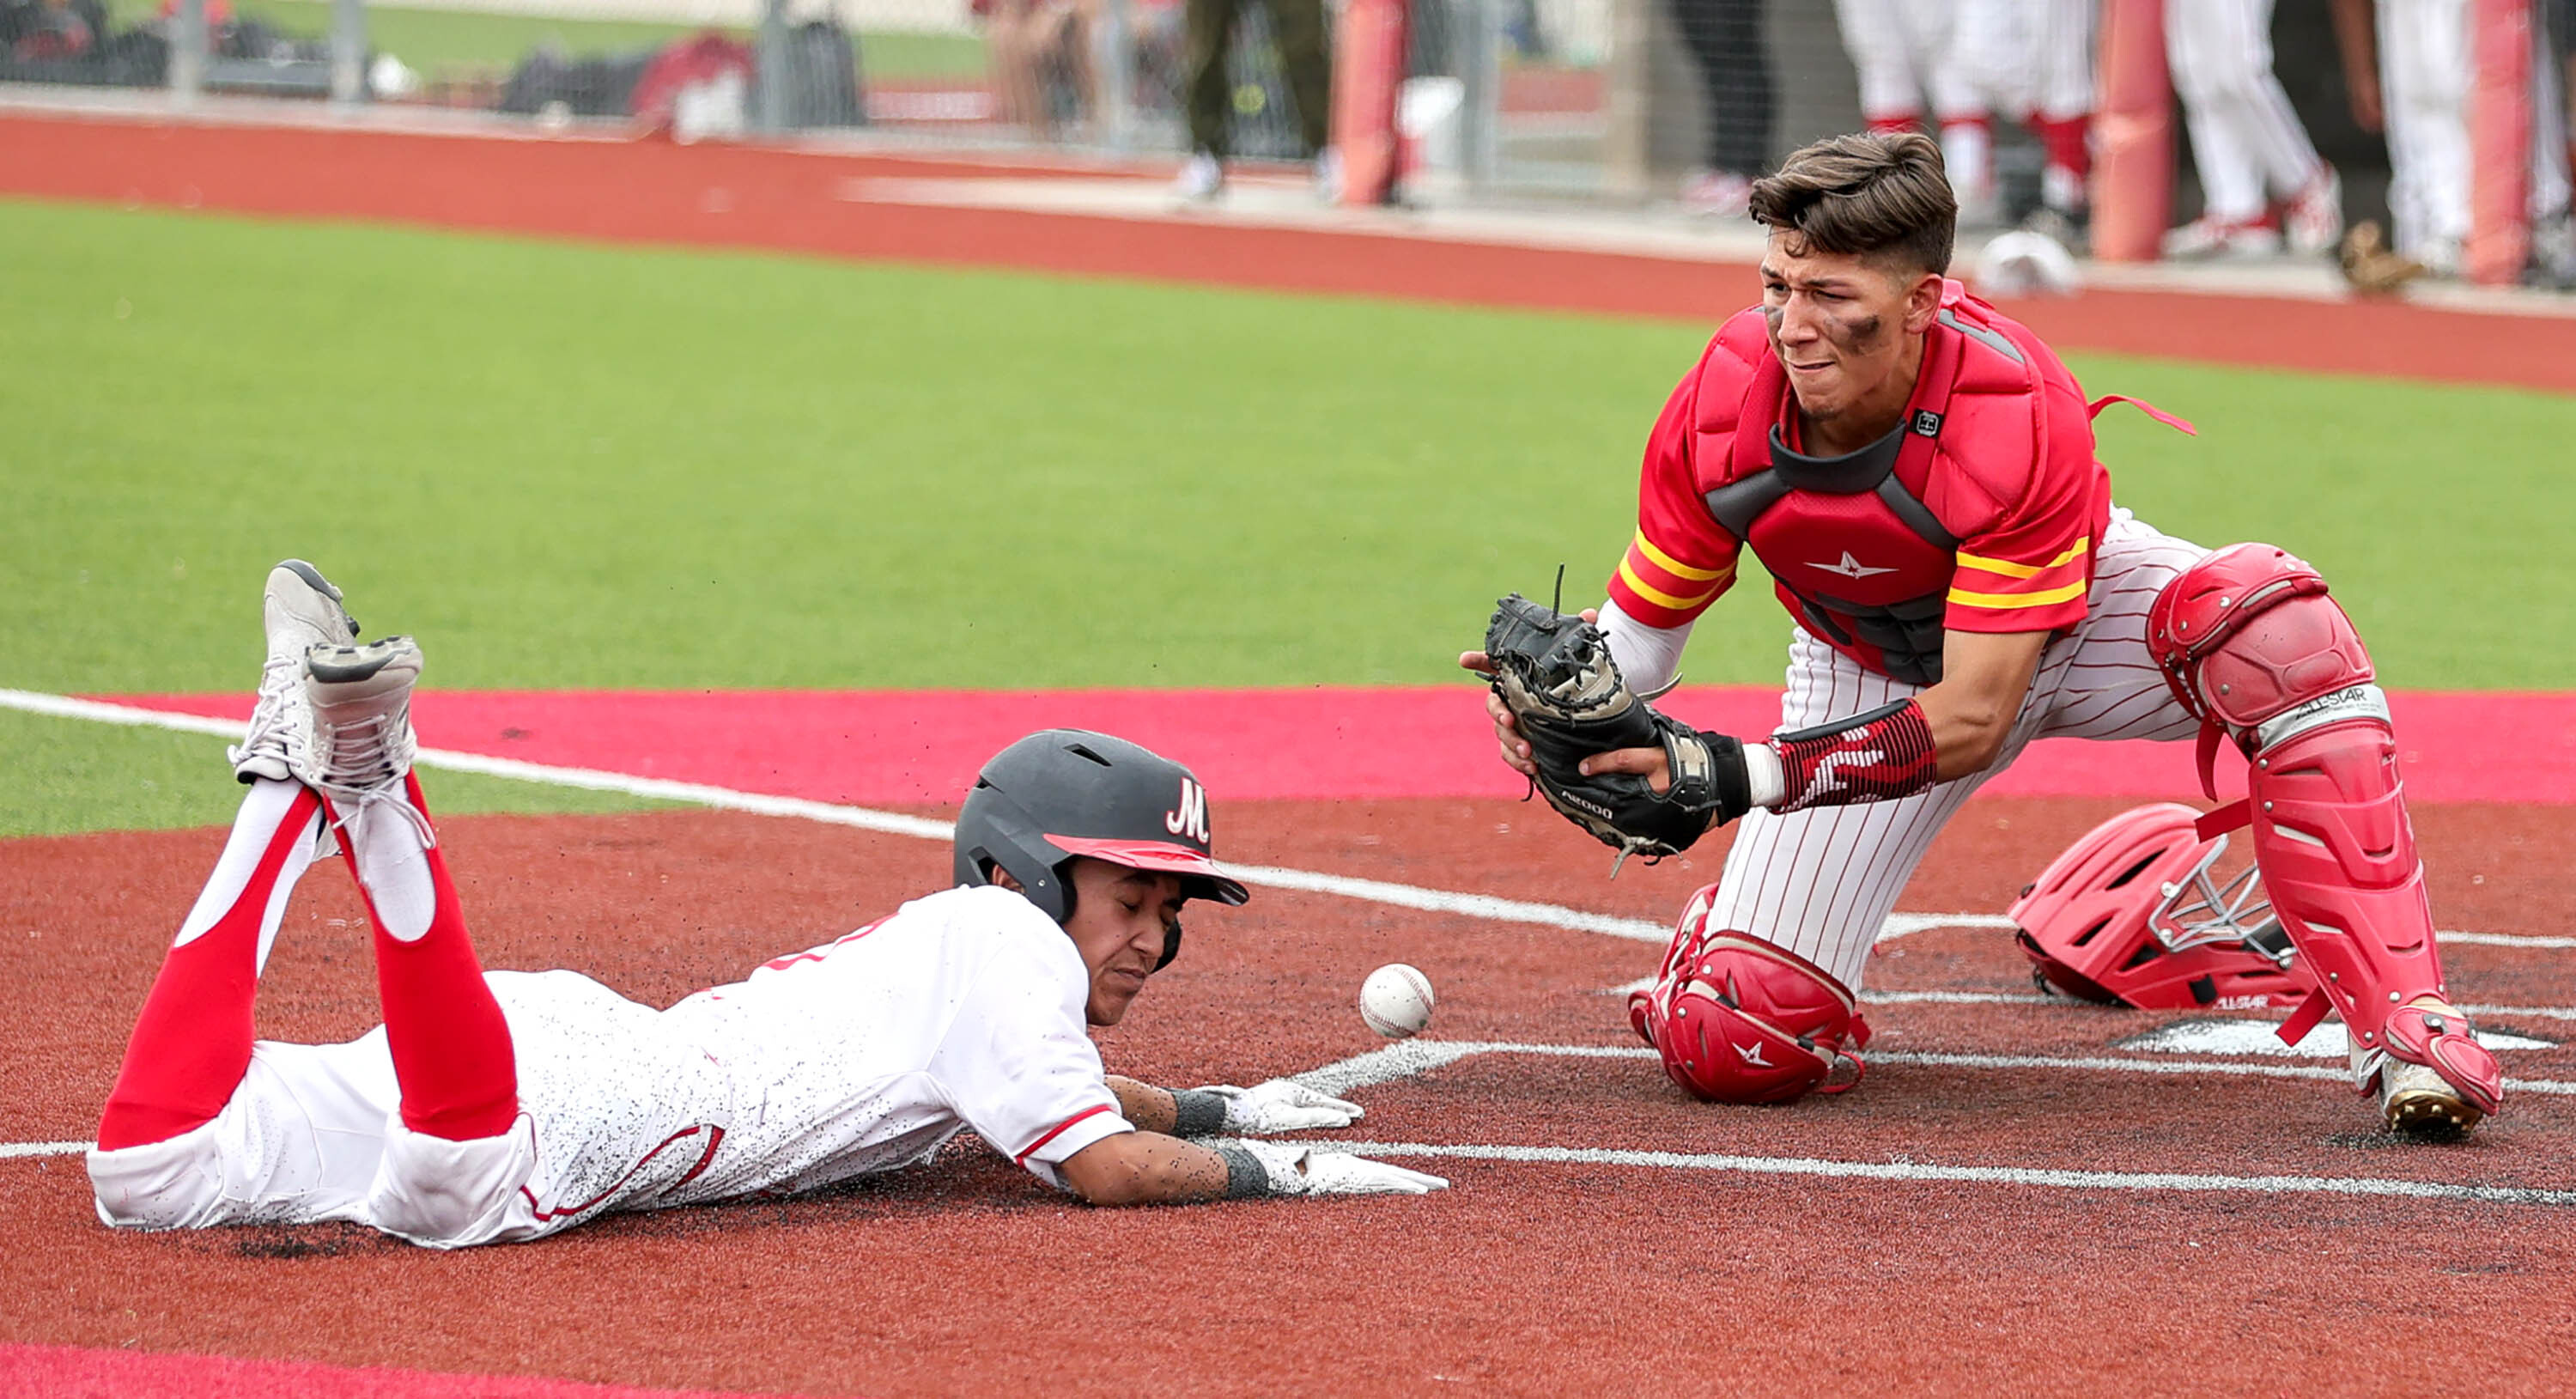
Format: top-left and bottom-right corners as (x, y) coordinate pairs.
(6, 196), (2571, 834)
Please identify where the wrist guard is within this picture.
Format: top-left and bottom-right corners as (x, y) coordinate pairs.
(1771, 698), (1940, 812)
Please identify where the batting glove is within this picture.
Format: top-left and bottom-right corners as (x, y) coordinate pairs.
(1197, 1080), (1366, 1134)
(1230, 1139), (1449, 1195)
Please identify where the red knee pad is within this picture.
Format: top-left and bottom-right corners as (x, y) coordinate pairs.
(2146, 542), (2373, 740)
(1630, 896), (1868, 1104)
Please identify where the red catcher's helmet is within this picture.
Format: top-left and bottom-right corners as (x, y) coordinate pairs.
(1627, 889), (1870, 1104)
(2009, 803), (2312, 1011)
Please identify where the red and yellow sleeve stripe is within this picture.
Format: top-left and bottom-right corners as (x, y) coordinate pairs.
(1947, 536), (2091, 611)
(1607, 529), (1735, 627)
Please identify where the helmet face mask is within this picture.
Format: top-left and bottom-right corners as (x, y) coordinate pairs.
(952, 730), (1249, 972)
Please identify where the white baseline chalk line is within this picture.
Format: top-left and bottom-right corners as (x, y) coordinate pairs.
(9, 690), (2569, 953)
(1316, 1140), (2576, 1208)
(0, 1140), (89, 1160)
(1288, 1038), (2576, 1098)
(1602, 983), (2576, 1026)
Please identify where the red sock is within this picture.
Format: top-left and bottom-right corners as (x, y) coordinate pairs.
(97, 784), (324, 1151)
(339, 773), (519, 1141)
(2031, 114), (2091, 186)
(1866, 113), (1923, 136)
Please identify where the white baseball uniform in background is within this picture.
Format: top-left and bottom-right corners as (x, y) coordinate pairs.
(2377, 0), (2572, 272)
(1602, 507), (2208, 990)
(2166, 0), (2329, 222)
(1833, 0), (1998, 213)
(88, 885), (1131, 1247)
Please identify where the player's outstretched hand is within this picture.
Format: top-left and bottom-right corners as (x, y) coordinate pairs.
(1233, 1139), (1449, 1195)
(1200, 1080), (1366, 1133)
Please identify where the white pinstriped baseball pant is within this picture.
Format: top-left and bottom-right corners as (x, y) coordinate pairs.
(1702, 508), (2208, 990)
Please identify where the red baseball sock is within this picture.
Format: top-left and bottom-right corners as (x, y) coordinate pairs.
(2031, 115), (2091, 189)
(337, 772), (519, 1141)
(97, 782), (325, 1151)
(1865, 113), (1923, 136)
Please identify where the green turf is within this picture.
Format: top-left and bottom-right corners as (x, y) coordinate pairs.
(4, 197), (2571, 835)
(114, 0), (986, 82)
(0, 708), (670, 839)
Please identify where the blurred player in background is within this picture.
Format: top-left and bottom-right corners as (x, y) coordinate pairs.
(88, 565), (1440, 1249)
(1172, 0), (1334, 200)
(1665, 0), (1775, 217)
(1467, 131), (2504, 1138)
(1832, 0), (1999, 224)
(1951, 0), (2097, 240)
(2336, 0), (2574, 283)
(2162, 0), (2344, 257)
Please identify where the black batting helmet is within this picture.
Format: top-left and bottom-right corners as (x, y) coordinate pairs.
(953, 730), (1249, 970)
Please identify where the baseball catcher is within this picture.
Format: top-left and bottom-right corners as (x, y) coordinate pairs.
(1464, 130), (2500, 1135)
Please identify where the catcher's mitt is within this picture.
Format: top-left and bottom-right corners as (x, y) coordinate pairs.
(1482, 593), (1752, 861)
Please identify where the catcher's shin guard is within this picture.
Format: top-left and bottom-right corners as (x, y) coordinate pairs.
(1626, 889), (1868, 1104)
(2148, 544), (2500, 1126)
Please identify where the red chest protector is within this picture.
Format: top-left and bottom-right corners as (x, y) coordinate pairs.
(1687, 294), (2057, 685)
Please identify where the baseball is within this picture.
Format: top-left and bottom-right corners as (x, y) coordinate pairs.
(1359, 963), (1435, 1039)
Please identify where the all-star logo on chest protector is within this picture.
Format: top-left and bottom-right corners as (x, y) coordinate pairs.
(1809, 551), (1899, 581)
(1163, 778), (1210, 844)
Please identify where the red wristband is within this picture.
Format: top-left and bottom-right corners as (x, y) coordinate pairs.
(1770, 698), (1939, 812)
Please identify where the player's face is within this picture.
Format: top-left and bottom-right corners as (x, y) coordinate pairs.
(1759, 233), (1940, 426)
(1063, 860), (1188, 1027)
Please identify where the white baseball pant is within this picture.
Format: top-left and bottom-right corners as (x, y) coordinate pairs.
(2379, 0), (2572, 268)
(2166, 0), (2325, 220)
(1699, 508), (2208, 991)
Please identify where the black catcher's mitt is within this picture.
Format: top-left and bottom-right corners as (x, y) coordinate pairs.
(1482, 593), (1752, 860)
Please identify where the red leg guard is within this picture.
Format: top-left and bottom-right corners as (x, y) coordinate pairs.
(98, 783), (325, 1150)
(2151, 544), (2500, 1114)
(332, 772), (519, 1141)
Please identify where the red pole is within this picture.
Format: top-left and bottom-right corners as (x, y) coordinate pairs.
(1331, 0), (1410, 206)
(2090, 0), (2173, 263)
(2465, 0), (2534, 286)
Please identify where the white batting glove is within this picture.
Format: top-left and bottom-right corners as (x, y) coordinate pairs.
(1230, 1139), (1449, 1195)
(1197, 1080), (1366, 1134)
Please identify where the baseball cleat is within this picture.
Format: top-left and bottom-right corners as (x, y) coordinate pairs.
(229, 560), (359, 784)
(2372, 1001), (2501, 1140)
(298, 636), (427, 837)
(2380, 1060), (2485, 1141)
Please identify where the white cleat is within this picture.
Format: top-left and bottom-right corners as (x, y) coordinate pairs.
(229, 560), (359, 784)
(299, 636), (429, 842)
(2283, 168), (2344, 257)
(2162, 215), (2282, 260)
(1175, 151), (1224, 203)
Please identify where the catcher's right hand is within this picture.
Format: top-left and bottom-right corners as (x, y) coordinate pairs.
(1477, 593), (1753, 859)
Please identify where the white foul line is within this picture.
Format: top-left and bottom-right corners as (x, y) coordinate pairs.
(0, 1140), (88, 1159)
(1320, 1140), (2576, 1208)
(1290, 1038), (2576, 1097)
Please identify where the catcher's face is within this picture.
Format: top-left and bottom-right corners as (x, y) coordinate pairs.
(1759, 231), (1942, 432)
(1060, 860), (1187, 1026)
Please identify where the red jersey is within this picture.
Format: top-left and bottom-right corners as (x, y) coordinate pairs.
(1605, 281), (2113, 685)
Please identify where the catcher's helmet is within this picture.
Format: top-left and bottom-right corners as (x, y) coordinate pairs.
(2009, 802), (2311, 1010)
(953, 729), (1249, 970)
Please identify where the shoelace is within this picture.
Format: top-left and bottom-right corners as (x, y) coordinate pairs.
(311, 704), (436, 849)
(228, 654), (304, 768)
